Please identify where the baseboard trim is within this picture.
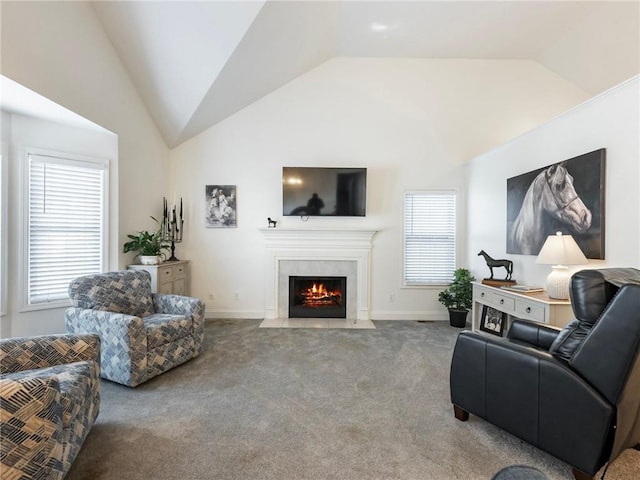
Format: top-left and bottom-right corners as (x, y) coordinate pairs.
(205, 310), (264, 320)
(371, 311), (447, 321)
(204, 310), (449, 322)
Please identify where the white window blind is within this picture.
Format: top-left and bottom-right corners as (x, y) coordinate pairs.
(404, 191), (456, 285)
(27, 153), (107, 306)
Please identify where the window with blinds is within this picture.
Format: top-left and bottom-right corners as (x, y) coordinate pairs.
(27, 152), (108, 306)
(404, 191), (456, 285)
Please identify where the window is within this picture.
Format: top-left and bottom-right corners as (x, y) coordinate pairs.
(403, 190), (456, 285)
(25, 150), (108, 308)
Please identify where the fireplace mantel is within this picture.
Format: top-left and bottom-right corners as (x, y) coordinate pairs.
(259, 228), (377, 248)
(259, 228), (378, 320)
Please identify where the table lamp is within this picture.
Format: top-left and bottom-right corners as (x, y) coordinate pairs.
(536, 231), (588, 299)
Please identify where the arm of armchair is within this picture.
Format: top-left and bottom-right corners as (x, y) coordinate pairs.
(0, 375), (64, 479)
(0, 333), (100, 374)
(153, 294), (205, 331)
(507, 319), (563, 351)
(65, 308), (147, 386)
(153, 294), (206, 356)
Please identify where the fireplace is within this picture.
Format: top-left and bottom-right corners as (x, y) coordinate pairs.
(260, 228), (377, 321)
(289, 276), (347, 318)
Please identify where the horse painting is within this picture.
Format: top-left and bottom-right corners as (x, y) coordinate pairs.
(507, 163), (592, 255)
(478, 250), (513, 281)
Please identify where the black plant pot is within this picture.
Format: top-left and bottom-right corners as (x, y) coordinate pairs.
(448, 309), (469, 328)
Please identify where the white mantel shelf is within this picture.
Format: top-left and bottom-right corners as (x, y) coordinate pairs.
(259, 228), (378, 249)
(259, 228), (379, 321)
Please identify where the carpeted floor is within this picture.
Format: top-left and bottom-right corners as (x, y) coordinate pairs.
(66, 320), (639, 480)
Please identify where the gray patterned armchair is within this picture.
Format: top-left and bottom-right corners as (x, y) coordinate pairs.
(0, 333), (100, 480)
(65, 270), (205, 387)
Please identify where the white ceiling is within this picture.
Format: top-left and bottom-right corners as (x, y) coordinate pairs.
(0, 75), (108, 133)
(91, 1), (640, 148)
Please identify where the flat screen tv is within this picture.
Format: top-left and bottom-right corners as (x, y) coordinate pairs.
(282, 167), (367, 217)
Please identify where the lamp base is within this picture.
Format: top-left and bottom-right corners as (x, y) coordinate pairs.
(546, 265), (570, 300)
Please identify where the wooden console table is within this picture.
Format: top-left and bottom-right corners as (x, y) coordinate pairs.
(472, 282), (573, 336)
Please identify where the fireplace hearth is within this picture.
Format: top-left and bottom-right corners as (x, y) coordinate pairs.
(289, 276), (347, 318)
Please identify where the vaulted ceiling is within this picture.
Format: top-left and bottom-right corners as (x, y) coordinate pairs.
(91, 1), (640, 148)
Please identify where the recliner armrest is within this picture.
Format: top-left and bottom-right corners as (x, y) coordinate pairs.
(507, 319), (562, 351)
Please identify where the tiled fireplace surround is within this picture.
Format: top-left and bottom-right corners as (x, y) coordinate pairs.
(260, 229), (378, 322)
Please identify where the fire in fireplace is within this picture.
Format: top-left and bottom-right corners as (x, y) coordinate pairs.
(289, 276), (347, 318)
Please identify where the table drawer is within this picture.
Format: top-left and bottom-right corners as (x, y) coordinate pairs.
(476, 288), (515, 312)
(514, 300), (546, 323)
(158, 266), (174, 282)
(491, 293), (515, 312)
(173, 264), (186, 279)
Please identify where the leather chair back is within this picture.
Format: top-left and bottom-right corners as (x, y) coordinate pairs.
(568, 270), (640, 462)
(550, 268), (640, 363)
(569, 268), (637, 324)
(571, 283), (640, 403)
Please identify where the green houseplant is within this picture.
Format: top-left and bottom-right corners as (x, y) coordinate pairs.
(438, 268), (475, 328)
(123, 217), (170, 265)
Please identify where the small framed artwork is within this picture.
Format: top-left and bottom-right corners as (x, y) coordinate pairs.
(205, 185), (237, 228)
(479, 305), (507, 336)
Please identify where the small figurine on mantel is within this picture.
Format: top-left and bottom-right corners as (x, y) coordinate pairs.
(478, 250), (516, 286)
(267, 217), (277, 228)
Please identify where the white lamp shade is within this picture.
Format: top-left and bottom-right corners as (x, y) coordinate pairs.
(536, 232), (588, 265)
(536, 232), (588, 299)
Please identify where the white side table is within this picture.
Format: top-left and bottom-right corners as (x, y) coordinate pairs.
(471, 282), (573, 336)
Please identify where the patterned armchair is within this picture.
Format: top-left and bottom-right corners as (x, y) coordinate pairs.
(0, 333), (100, 480)
(65, 270), (204, 387)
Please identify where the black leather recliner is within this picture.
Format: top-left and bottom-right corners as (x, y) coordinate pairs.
(450, 268), (640, 480)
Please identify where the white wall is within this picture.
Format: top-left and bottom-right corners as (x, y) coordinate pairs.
(1, 113), (118, 337)
(1, 1), (169, 264)
(467, 77), (640, 285)
(1, 1), (169, 336)
(169, 57), (589, 320)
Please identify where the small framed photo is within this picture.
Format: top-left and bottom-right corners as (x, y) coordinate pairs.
(205, 185), (236, 228)
(479, 305), (507, 336)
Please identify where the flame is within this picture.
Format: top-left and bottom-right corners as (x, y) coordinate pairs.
(310, 283), (326, 295)
(301, 282), (342, 305)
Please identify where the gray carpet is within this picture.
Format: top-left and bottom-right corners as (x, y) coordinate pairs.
(66, 320), (640, 480)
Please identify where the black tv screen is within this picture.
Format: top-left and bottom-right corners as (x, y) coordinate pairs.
(282, 167), (367, 217)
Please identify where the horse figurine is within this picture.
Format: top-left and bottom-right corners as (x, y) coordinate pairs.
(267, 217), (277, 228)
(478, 250), (513, 281)
(508, 163), (592, 255)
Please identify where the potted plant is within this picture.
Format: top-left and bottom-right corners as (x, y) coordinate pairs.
(438, 268), (475, 328)
(123, 217), (170, 265)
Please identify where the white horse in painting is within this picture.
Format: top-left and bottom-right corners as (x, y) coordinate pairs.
(508, 163), (592, 255)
